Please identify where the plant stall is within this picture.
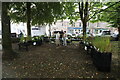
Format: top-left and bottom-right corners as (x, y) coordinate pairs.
(80, 37), (112, 72)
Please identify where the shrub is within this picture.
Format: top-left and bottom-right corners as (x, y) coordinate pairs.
(77, 36), (83, 39)
(87, 37), (111, 52)
(26, 36), (32, 41)
(51, 36), (55, 38)
(11, 38), (20, 43)
(40, 35), (45, 38)
(20, 35), (25, 42)
(32, 36), (41, 41)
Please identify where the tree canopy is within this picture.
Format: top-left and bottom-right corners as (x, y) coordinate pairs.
(97, 2), (120, 28)
(6, 2), (120, 38)
(61, 2), (120, 40)
(9, 2), (63, 26)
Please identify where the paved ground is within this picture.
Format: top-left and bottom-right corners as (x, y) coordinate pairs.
(0, 50), (2, 80)
(2, 42), (119, 79)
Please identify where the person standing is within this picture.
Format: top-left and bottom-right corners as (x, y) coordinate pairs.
(55, 32), (60, 46)
(63, 31), (67, 46)
(60, 30), (64, 45)
(19, 30), (23, 38)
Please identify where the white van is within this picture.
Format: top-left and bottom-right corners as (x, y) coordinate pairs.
(96, 31), (112, 37)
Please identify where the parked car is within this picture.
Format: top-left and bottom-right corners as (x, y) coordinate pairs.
(111, 33), (118, 38)
(66, 33), (72, 36)
(72, 34), (76, 37)
(96, 31), (112, 37)
(111, 33), (119, 41)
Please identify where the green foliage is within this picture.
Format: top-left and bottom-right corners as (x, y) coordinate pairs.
(9, 2), (63, 26)
(40, 35), (45, 38)
(31, 2), (63, 26)
(91, 2), (120, 28)
(26, 36), (32, 41)
(9, 2), (26, 23)
(61, 2), (78, 24)
(102, 5), (119, 28)
(51, 36), (55, 38)
(11, 38), (20, 43)
(87, 37), (111, 52)
(77, 35), (82, 39)
(67, 38), (71, 41)
(89, 2), (104, 23)
(32, 36), (40, 41)
(67, 35), (72, 39)
(20, 35), (25, 42)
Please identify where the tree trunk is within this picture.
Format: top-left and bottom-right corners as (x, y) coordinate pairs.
(78, 2), (88, 40)
(2, 3), (16, 59)
(26, 2), (31, 36)
(118, 27), (120, 40)
(83, 21), (87, 40)
(49, 25), (51, 37)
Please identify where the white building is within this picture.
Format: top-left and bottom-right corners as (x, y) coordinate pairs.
(49, 20), (118, 36)
(31, 26), (47, 37)
(10, 22), (48, 37)
(88, 22), (118, 34)
(0, 20), (118, 38)
(50, 20), (82, 35)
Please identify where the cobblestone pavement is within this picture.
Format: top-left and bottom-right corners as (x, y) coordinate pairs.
(2, 42), (119, 79)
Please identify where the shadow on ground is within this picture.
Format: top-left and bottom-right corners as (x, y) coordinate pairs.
(2, 42), (119, 79)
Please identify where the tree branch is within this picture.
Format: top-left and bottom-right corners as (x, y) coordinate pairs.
(84, 2), (88, 22)
(88, 1), (120, 21)
(78, 2), (84, 21)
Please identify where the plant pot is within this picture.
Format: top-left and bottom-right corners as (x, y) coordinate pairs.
(92, 50), (112, 72)
(90, 47), (96, 58)
(97, 52), (112, 72)
(27, 40), (33, 45)
(92, 51), (102, 68)
(85, 43), (93, 54)
(79, 41), (85, 49)
(33, 39), (42, 46)
(44, 37), (49, 42)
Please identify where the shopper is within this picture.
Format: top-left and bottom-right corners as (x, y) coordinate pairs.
(55, 32), (60, 46)
(63, 31), (67, 46)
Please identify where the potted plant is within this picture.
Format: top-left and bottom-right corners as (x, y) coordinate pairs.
(88, 37), (112, 72)
(32, 36), (42, 46)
